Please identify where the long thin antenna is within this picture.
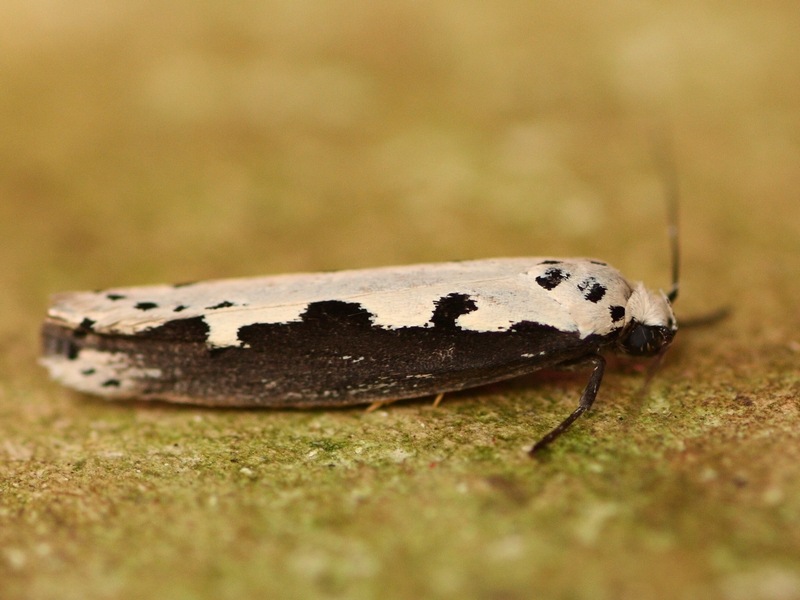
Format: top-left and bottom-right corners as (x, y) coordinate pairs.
(653, 134), (680, 303)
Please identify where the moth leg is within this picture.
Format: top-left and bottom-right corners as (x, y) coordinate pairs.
(365, 399), (398, 412)
(367, 392), (445, 412)
(529, 354), (606, 455)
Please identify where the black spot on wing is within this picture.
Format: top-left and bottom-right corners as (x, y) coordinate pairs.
(65, 318), (95, 358)
(536, 267), (571, 290)
(430, 293), (478, 330)
(577, 277), (607, 303)
(539, 260), (562, 265)
(102, 379), (120, 388)
(610, 305), (625, 322)
(81, 368), (96, 376)
(206, 300), (235, 310)
(106, 293), (126, 301)
(135, 302), (159, 311)
(589, 260), (607, 266)
(300, 300), (374, 327)
(75, 318), (96, 338)
(133, 316), (210, 343)
(174, 305), (188, 312)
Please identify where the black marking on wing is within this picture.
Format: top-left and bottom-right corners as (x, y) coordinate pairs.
(589, 260), (607, 266)
(540, 260), (562, 265)
(76, 318), (95, 336)
(60, 318), (96, 359)
(536, 267), (571, 290)
(300, 300), (374, 327)
(132, 317), (210, 343)
(106, 294), (126, 301)
(610, 305), (625, 322)
(174, 305), (188, 312)
(236, 301), (373, 355)
(135, 302), (159, 311)
(430, 293), (478, 330)
(41, 324), (80, 360)
(206, 300), (235, 310)
(577, 277), (607, 303)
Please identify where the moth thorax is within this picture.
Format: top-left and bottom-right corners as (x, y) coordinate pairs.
(618, 282), (678, 357)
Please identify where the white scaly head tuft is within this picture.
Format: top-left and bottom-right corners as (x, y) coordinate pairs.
(625, 283), (677, 329)
(617, 282), (677, 357)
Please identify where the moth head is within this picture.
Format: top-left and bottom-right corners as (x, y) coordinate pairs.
(618, 282), (677, 357)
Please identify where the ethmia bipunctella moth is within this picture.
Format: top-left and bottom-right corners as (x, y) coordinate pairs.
(41, 162), (682, 455)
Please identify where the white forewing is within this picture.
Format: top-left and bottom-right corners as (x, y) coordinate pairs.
(47, 258), (635, 347)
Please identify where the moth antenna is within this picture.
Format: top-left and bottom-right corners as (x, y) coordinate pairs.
(666, 168), (680, 304)
(652, 134), (681, 304)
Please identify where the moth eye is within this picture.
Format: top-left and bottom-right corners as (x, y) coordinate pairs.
(621, 323), (674, 357)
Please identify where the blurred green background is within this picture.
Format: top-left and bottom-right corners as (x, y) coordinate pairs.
(2, 2), (799, 599)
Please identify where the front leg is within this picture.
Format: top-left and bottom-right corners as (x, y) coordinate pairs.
(529, 354), (606, 455)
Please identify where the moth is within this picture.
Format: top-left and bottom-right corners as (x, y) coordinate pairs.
(41, 233), (679, 454)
